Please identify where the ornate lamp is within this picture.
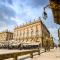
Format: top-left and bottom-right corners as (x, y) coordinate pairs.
(43, 5), (49, 20)
(43, 11), (48, 20)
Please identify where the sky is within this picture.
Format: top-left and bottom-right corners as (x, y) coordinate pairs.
(0, 0), (60, 44)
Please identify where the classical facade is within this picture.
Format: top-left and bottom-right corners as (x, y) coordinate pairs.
(13, 19), (50, 47)
(0, 30), (13, 43)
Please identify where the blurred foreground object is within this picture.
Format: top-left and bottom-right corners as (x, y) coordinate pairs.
(58, 28), (60, 47)
(43, 0), (60, 24)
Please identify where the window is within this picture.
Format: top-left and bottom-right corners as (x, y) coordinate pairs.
(31, 26), (33, 36)
(36, 26), (39, 36)
(20, 31), (21, 36)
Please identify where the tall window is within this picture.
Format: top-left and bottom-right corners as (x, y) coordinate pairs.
(17, 31), (18, 36)
(27, 28), (29, 37)
(23, 30), (25, 38)
(20, 31), (21, 36)
(31, 26), (33, 37)
(36, 25), (38, 36)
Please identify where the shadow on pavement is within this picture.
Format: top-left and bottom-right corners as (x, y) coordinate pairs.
(18, 51), (45, 60)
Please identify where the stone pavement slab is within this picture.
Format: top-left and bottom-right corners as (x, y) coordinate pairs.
(22, 48), (60, 60)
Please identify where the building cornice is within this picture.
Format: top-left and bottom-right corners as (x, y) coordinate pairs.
(14, 19), (42, 30)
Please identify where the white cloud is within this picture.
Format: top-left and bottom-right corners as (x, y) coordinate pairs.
(0, 0), (60, 44)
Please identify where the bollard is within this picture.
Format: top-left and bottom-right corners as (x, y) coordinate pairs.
(30, 53), (33, 58)
(45, 48), (46, 52)
(38, 48), (40, 55)
(38, 50), (40, 55)
(13, 56), (17, 60)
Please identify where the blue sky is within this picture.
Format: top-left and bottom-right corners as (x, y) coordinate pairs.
(0, 0), (60, 44)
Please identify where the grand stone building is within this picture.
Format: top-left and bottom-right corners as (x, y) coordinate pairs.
(13, 19), (50, 47)
(0, 30), (13, 43)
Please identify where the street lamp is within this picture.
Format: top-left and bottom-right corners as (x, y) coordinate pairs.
(43, 5), (49, 20)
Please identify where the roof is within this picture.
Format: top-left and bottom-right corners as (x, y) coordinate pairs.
(14, 19), (42, 30)
(0, 30), (13, 34)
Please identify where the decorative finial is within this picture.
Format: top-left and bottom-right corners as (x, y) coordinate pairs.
(5, 29), (8, 32)
(23, 23), (24, 26)
(34, 19), (35, 22)
(26, 22), (27, 24)
(39, 17), (41, 20)
(29, 20), (31, 23)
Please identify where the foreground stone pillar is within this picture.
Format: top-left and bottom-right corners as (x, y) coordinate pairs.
(38, 48), (40, 55)
(30, 53), (33, 58)
(45, 47), (46, 52)
(13, 56), (17, 60)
